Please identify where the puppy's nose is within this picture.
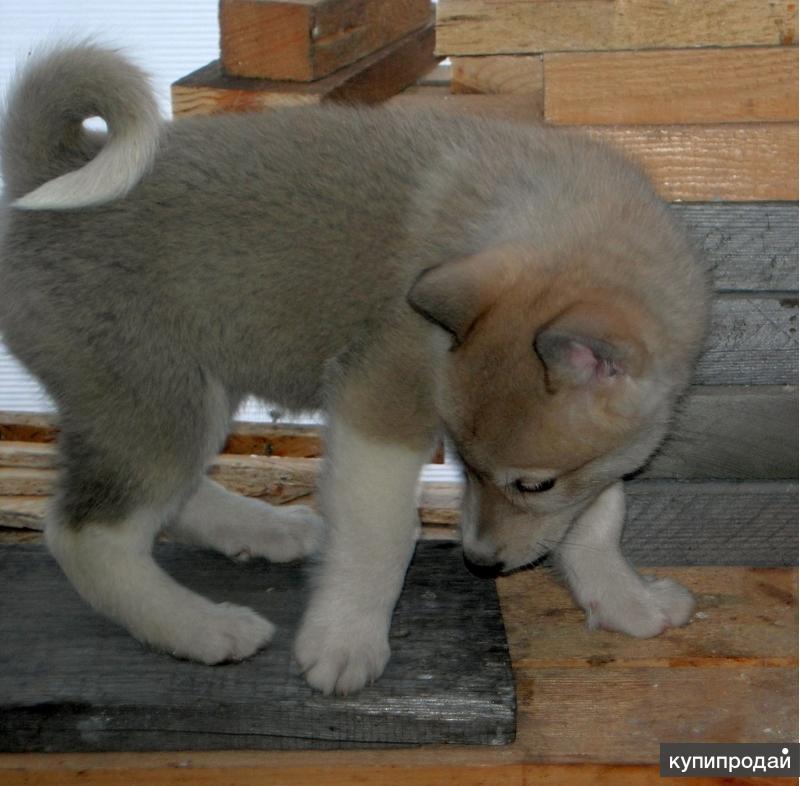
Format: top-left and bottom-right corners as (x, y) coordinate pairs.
(463, 554), (504, 579)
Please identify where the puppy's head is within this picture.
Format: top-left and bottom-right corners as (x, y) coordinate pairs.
(408, 244), (702, 574)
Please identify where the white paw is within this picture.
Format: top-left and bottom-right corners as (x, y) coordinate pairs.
(219, 501), (324, 563)
(159, 601), (275, 664)
(294, 613), (391, 696)
(586, 575), (695, 638)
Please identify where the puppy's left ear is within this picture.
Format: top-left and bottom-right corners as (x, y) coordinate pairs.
(407, 251), (514, 345)
(534, 302), (650, 390)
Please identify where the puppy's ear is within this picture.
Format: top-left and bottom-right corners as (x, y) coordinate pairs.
(407, 251), (514, 345)
(534, 302), (648, 390)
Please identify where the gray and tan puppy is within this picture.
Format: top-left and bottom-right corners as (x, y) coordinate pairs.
(0, 45), (709, 695)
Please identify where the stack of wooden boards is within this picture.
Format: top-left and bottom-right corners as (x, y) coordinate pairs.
(172, 0), (439, 116)
(424, 0), (798, 201)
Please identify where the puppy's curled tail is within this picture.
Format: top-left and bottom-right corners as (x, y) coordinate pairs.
(1, 43), (160, 210)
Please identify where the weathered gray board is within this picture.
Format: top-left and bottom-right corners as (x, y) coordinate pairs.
(621, 480), (798, 567)
(674, 202), (797, 292)
(0, 541), (515, 753)
(697, 296), (797, 385)
(648, 386), (798, 480)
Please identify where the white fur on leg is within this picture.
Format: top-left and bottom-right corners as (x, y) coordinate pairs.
(46, 507), (274, 663)
(294, 421), (429, 695)
(168, 478), (323, 562)
(556, 483), (695, 638)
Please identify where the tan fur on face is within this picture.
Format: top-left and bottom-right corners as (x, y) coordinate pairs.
(433, 246), (683, 569)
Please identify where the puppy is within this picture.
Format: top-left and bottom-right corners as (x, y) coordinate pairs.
(0, 45), (709, 695)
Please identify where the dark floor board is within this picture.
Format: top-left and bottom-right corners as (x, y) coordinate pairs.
(0, 541), (515, 753)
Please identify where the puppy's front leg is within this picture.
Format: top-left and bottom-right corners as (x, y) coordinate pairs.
(556, 483), (695, 638)
(294, 417), (431, 695)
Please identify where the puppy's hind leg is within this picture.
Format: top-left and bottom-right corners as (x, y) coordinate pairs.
(46, 378), (274, 664)
(556, 483), (695, 638)
(167, 477), (323, 563)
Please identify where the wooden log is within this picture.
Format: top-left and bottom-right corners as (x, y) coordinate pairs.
(219, 0), (432, 81)
(389, 87), (545, 123)
(172, 23), (437, 117)
(673, 203), (798, 292)
(544, 48), (798, 125)
(435, 0), (798, 56)
(451, 55), (543, 95)
(0, 541), (515, 751)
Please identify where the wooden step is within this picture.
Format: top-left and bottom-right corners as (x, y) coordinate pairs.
(0, 565), (794, 782)
(435, 0), (798, 56)
(172, 23), (437, 117)
(220, 0), (432, 81)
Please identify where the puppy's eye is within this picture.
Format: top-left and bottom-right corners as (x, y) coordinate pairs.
(514, 477), (556, 494)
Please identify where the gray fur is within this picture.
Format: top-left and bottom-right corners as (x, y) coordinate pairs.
(0, 45), (710, 683)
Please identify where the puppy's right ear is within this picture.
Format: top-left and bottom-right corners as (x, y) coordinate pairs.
(407, 251), (514, 346)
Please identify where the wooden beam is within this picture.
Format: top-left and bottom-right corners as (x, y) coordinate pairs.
(451, 55), (543, 95)
(172, 23), (437, 117)
(387, 92), (799, 202)
(544, 47), (798, 125)
(435, 0), (798, 56)
(584, 123), (798, 202)
(219, 0), (432, 81)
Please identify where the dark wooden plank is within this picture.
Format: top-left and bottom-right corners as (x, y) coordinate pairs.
(622, 480), (798, 567)
(672, 203), (798, 292)
(0, 541), (514, 752)
(697, 295), (797, 385)
(651, 386), (798, 480)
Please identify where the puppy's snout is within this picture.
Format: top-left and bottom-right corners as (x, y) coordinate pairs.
(463, 553), (505, 579)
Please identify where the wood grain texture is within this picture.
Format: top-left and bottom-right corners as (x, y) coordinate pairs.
(451, 55), (543, 95)
(172, 23), (437, 117)
(699, 296), (798, 384)
(0, 566), (794, 780)
(584, 123), (798, 202)
(673, 203), (798, 292)
(435, 0), (799, 56)
(0, 541), (514, 752)
(0, 764), (796, 786)
(544, 47), (798, 125)
(387, 92), (799, 201)
(220, 0), (432, 81)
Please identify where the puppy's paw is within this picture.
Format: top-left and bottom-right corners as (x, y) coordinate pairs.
(587, 575), (695, 638)
(219, 500), (324, 564)
(294, 614), (391, 696)
(162, 601), (275, 664)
